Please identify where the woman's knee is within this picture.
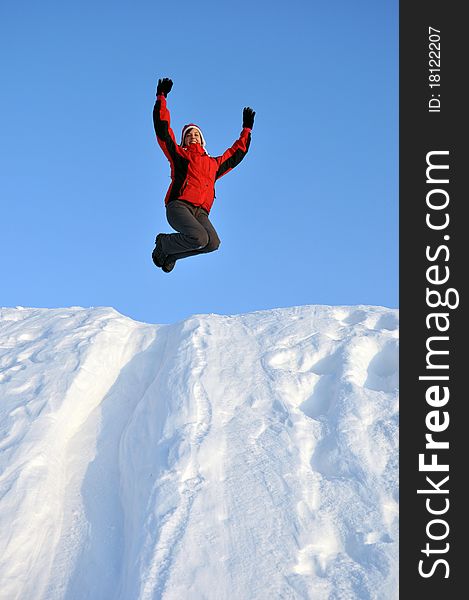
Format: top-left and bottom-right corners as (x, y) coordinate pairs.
(205, 235), (221, 252)
(191, 229), (210, 248)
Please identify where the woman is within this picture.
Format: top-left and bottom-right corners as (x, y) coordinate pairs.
(152, 77), (255, 273)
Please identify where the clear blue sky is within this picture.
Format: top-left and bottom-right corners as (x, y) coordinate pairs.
(0, 0), (397, 325)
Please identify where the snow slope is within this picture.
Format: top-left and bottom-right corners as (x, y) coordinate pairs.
(0, 305), (399, 600)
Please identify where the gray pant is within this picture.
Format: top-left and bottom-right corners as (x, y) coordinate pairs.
(161, 200), (221, 261)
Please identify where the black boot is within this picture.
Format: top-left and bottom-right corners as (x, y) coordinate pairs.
(152, 234), (166, 268)
(162, 257), (176, 273)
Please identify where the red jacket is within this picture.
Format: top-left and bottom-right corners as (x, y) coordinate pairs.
(153, 95), (251, 213)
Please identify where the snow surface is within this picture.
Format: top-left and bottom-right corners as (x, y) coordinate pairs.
(0, 305), (398, 600)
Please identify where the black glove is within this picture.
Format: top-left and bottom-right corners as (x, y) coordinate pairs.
(156, 78), (173, 97)
(242, 107), (255, 129)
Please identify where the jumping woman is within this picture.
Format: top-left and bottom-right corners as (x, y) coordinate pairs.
(151, 77), (255, 273)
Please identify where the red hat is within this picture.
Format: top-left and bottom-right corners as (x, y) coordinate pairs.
(180, 123), (206, 148)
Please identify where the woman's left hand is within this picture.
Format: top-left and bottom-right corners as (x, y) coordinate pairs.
(242, 107), (255, 129)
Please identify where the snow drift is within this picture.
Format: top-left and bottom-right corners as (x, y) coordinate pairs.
(0, 305), (399, 600)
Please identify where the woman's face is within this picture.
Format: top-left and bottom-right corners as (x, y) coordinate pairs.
(184, 128), (202, 145)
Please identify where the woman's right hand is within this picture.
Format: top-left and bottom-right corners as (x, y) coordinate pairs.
(157, 78), (173, 97)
